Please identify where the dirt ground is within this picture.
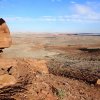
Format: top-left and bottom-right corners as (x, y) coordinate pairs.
(0, 33), (100, 100)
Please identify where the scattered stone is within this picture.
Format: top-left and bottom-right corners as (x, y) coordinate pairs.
(97, 79), (100, 85)
(0, 74), (17, 88)
(28, 59), (49, 74)
(45, 93), (57, 100)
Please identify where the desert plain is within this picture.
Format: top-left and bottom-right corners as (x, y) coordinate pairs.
(0, 33), (100, 100)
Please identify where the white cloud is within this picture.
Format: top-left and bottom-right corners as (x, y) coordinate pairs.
(39, 14), (100, 23)
(51, 0), (62, 2)
(5, 14), (100, 24)
(70, 1), (76, 4)
(73, 4), (93, 15)
(38, 16), (57, 22)
(5, 17), (35, 22)
(69, 1), (100, 22)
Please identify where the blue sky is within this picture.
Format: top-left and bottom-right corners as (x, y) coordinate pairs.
(0, 0), (100, 33)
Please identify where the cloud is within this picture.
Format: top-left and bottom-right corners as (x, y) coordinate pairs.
(70, 1), (76, 4)
(38, 16), (57, 22)
(5, 14), (100, 24)
(5, 16), (57, 23)
(4, 1), (100, 24)
(37, 15), (100, 23)
(69, 1), (100, 22)
(51, 0), (62, 2)
(73, 4), (93, 15)
(5, 17), (35, 22)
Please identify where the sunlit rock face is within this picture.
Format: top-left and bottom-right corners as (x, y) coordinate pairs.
(0, 33), (12, 48)
(0, 74), (16, 88)
(29, 59), (49, 74)
(97, 79), (100, 85)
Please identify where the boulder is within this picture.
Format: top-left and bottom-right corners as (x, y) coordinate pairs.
(0, 74), (16, 88)
(26, 59), (49, 74)
(97, 79), (100, 85)
(0, 33), (12, 48)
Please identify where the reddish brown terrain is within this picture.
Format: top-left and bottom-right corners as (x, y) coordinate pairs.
(0, 33), (100, 100)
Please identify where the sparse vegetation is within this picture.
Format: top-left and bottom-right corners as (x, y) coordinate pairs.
(56, 89), (66, 99)
(0, 34), (100, 99)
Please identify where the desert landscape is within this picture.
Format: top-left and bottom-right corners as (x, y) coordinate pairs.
(0, 33), (100, 100)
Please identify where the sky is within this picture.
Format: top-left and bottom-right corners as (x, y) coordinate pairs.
(0, 0), (100, 33)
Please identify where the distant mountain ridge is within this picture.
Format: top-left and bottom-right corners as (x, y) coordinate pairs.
(78, 33), (100, 36)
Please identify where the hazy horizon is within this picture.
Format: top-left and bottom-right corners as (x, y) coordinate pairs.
(11, 31), (100, 35)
